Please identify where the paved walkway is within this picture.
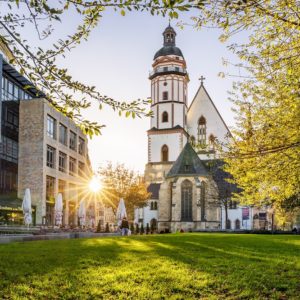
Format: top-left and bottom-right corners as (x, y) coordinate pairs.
(0, 232), (119, 244)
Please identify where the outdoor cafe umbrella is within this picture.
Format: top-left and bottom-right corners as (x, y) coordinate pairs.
(116, 198), (127, 226)
(78, 200), (86, 227)
(22, 188), (32, 226)
(54, 193), (63, 226)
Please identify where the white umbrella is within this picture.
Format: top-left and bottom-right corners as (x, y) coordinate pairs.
(22, 188), (32, 226)
(116, 198), (127, 226)
(54, 193), (63, 226)
(78, 200), (86, 227)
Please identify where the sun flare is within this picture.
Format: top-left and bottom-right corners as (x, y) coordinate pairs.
(89, 176), (102, 193)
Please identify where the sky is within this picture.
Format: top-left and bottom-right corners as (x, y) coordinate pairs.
(66, 10), (239, 173)
(1, 4), (242, 173)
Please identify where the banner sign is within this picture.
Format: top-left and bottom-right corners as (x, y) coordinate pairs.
(242, 207), (250, 220)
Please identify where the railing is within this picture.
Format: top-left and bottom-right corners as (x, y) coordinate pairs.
(149, 66), (187, 77)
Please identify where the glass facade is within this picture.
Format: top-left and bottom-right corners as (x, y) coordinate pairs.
(0, 55), (37, 225)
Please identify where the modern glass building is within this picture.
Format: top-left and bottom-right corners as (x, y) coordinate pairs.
(0, 52), (42, 225)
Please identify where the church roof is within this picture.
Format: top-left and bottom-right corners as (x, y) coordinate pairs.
(166, 142), (209, 178)
(147, 183), (161, 199)
(154, 46), (184, 60)
(187, 83), (232, 137)
(154, 24), (184, 60)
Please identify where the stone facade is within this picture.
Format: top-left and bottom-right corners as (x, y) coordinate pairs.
(18, 98), (91, 226)
(142, 26), (226, 233)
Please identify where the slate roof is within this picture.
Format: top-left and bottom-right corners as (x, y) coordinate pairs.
(154, 46), (184, 60)
(166, 142), (209, 178)
(147, 183), (161, 199)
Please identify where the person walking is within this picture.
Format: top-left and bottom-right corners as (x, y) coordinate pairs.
(120, 217), (129, 236)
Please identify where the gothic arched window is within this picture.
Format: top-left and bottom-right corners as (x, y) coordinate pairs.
(154, 201), (158, 210)
(181, 179), (193, 221)
(209, 134), (216, 149)
(198, 116), (206, 145)
(162, 111), (168, 123)
(161, 145), (169, 162)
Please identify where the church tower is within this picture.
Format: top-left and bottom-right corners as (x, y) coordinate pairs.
(146, 25), (189, 183)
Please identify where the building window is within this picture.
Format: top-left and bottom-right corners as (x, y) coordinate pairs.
(161, 145), (169, 162)
(162, 111), (168, 123)
(163, 67), (168, 72)
(1, 76), (22, 101)
(46, 145), (55, 168)
(198, 116), (206, 145)
(181, 179), (193, 221)
(209, 134), (216, 150)
(46, 175), (55, 201)
(200, 181), (206, 221)
(0, 136), (18, 163)
(175, 66), (179, 72)
(69, 131), (77, 151)
(229, 200), (237, 209)
(5, 108), (18, 128)
(226, 219), (231, 230)
(162, 91), (168, 100)
(78, 161), (85, 177)
(163, 82), (167, 86)
(59, 123), (68, 146)
(235, 219), (241, 230)
(47, 115), (56, 139)
(69, 157), (76, 175)
(150, 201), (157, 210)
(78, 137), (85, 155)
(58, 179), (67, 201)
(58, 151), (67, 173)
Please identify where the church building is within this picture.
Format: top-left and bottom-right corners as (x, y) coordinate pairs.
(135, 25), (233, 232)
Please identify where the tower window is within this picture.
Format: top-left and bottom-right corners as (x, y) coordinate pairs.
(161, 145), (169, 162)
(163, 67), (168, 72)
(163, 91), (168, 100)
(162, 111), (168, 123)
(163, 82), (168, 86)
(209, 134), (216, 150)
(198, 116), (206, 145)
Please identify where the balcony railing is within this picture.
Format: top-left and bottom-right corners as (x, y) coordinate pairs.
(149, 66), (187, 77)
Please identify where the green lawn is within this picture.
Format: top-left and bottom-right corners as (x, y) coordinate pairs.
(0, 234), (299, 299)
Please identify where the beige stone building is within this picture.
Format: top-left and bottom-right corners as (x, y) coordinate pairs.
(18, 98), (92, 226)
(146, 143), (221, 233)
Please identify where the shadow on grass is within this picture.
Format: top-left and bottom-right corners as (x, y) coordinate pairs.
(0, 234), (299, 299)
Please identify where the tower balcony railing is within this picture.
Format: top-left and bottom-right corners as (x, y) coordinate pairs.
(149, 66), (187, 78)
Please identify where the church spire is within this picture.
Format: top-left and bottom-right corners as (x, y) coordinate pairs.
(163, 24), (176, 47)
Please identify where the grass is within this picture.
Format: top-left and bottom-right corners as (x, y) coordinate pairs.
(0, 234), (299, 299)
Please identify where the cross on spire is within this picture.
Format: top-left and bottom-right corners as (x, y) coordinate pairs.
(199, 75), (206, 85)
